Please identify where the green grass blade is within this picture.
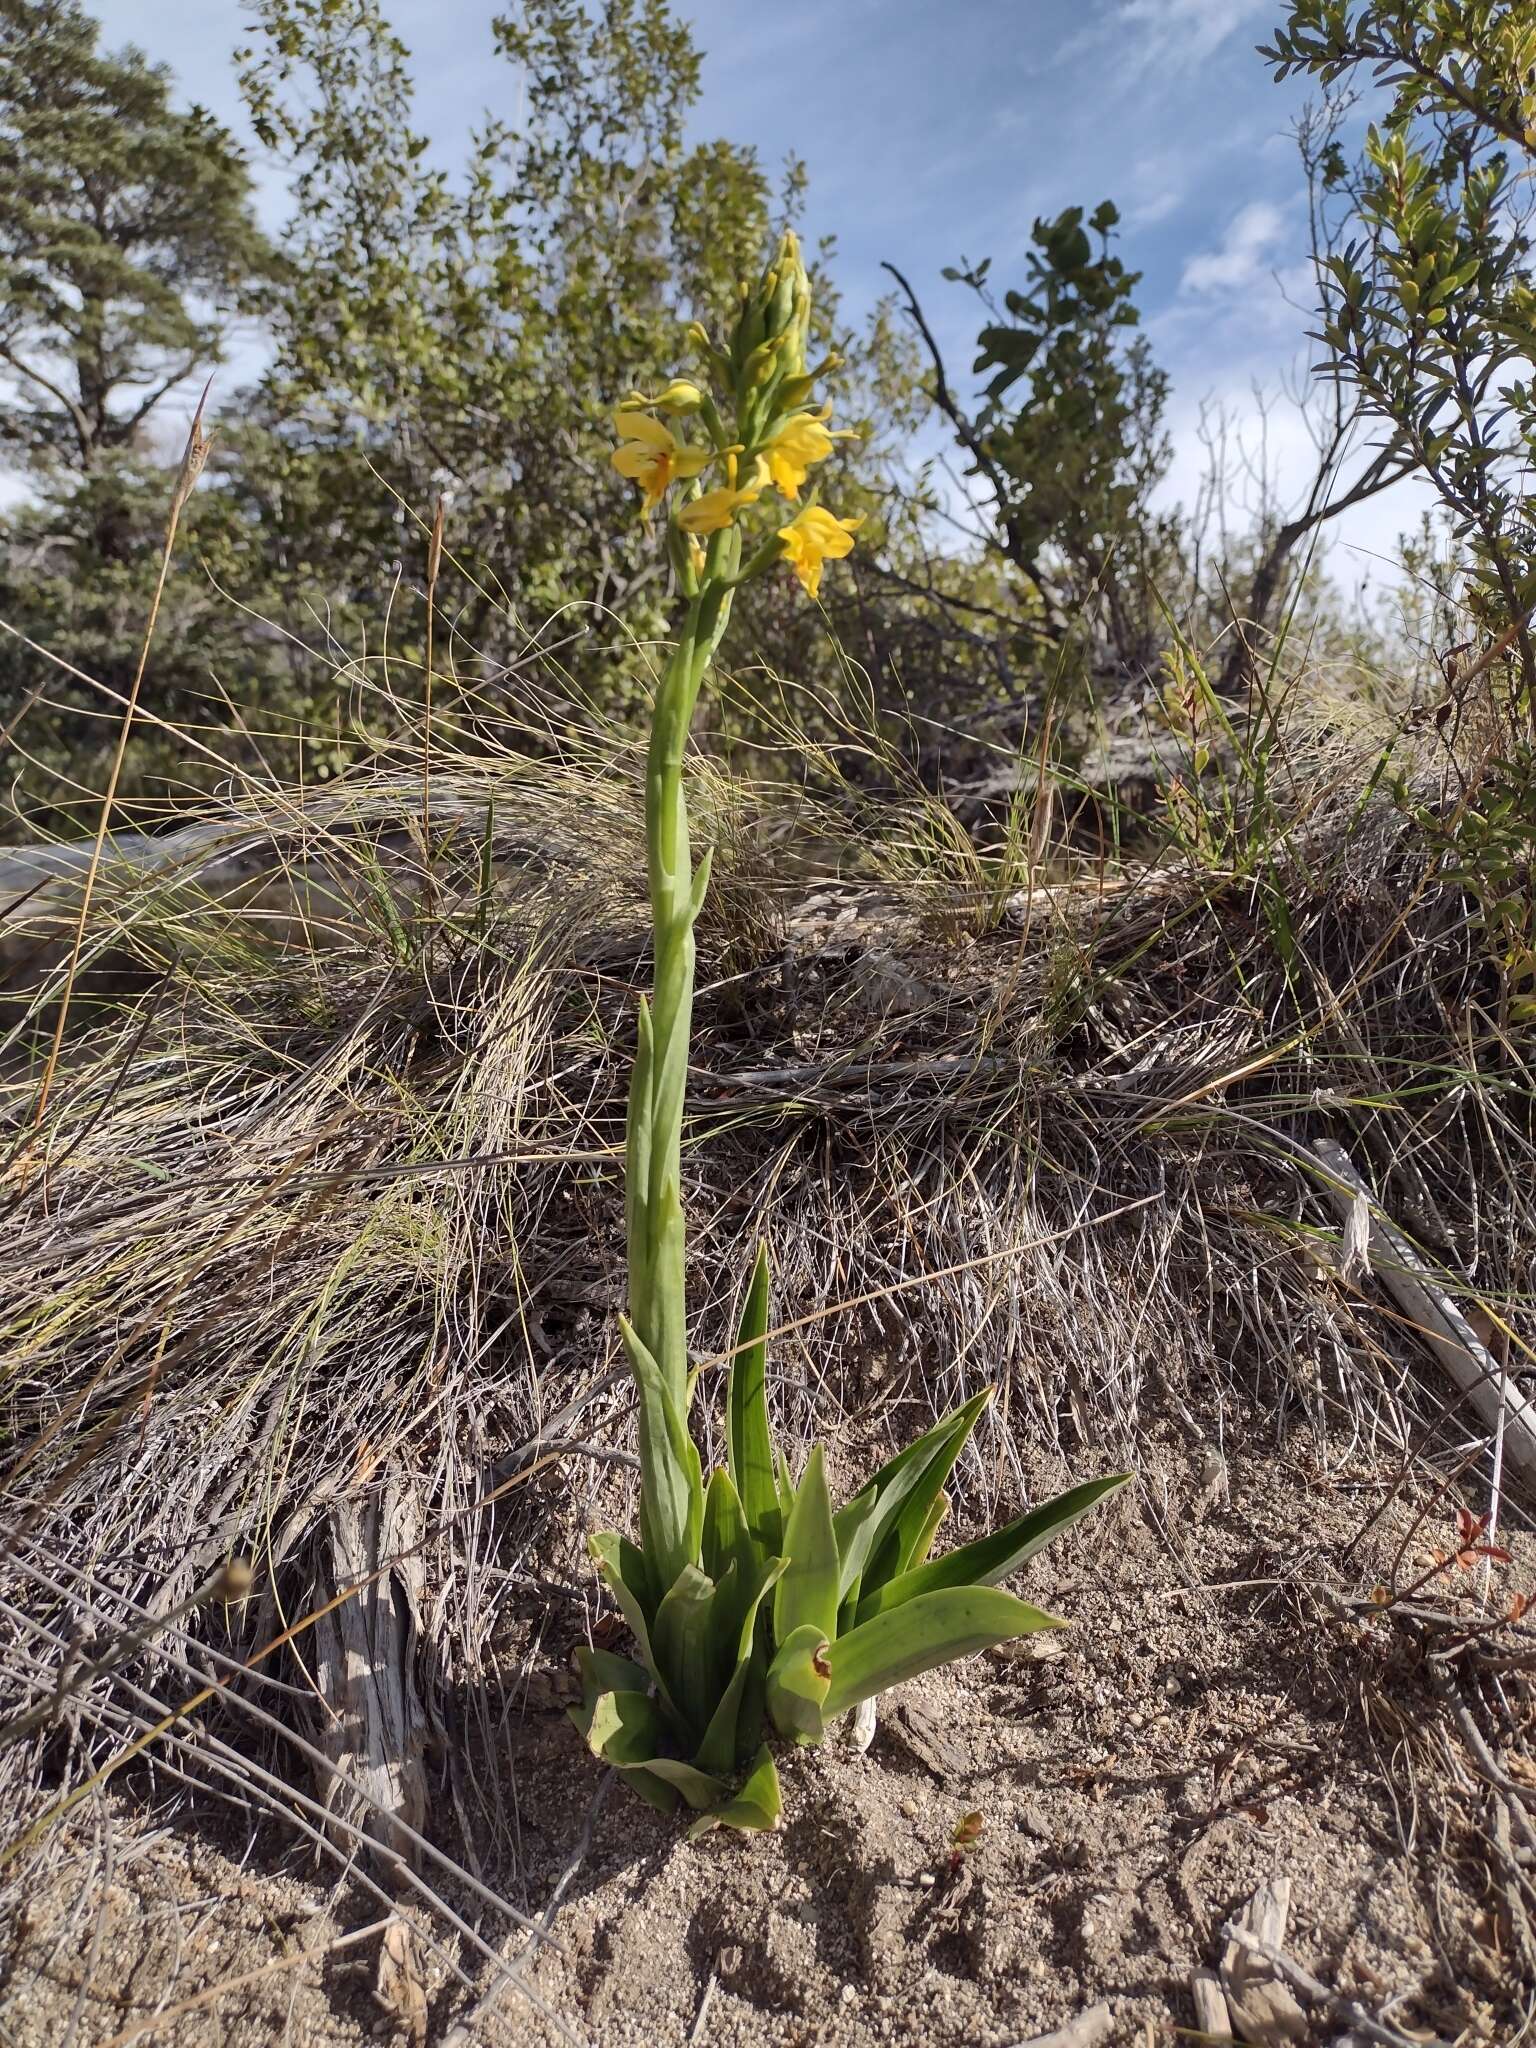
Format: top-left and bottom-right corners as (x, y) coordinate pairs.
(854, 1475), (1129, 1623)
(822, 1586), (1062, 1719)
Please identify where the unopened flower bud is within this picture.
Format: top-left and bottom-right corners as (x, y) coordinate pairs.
(653, 379), (705, 415)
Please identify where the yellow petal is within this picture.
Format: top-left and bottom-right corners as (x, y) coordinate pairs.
(613, 409), (674, 451)
(612, 442), (664, 481)
(678, 484), (760, 534)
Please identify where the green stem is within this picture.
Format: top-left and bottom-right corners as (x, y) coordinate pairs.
(627, 525), (741, 1420)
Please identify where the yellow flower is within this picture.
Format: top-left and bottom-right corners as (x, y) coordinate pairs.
(763, 405), (857, 500)
(611, 410), (711, 514)
(677, 478), (762, 534)
(777, 504), (862, 599)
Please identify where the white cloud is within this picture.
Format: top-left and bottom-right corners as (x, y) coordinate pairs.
(1117, 0), (1268, 62)
(1062, 0), (1269, 75)
(1180, 201), (1288, 294)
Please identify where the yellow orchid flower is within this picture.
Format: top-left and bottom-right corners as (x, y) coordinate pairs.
(676, 455), (768, 536)
(777, 504), (862, 599)
(763, 405), (857, 500)
(677, 479), (762, 534)
(611, 409), (712, 514)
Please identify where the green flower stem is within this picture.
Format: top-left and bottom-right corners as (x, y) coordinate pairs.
(627, 523), (742, 1420)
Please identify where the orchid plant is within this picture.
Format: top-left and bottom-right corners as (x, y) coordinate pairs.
(571, 231), (1127, 1833)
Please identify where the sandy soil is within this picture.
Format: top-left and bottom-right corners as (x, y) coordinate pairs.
(3, 1418), (1532, 2048)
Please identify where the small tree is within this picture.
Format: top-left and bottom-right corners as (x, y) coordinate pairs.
(0, 0), (276, 834)
(232, 0), (783, 668)
(887, 203), (1180, 688)
(1264, 0), (1536, 710)
(0, 0), (272, 488)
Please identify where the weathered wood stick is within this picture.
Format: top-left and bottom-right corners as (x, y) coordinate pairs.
(1313, 1138), (1536, 1494)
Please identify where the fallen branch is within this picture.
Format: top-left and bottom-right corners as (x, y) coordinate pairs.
(1313, 1138), (1536, 1495)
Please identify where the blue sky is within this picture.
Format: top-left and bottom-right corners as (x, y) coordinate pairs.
(87, 0), (1425, 590)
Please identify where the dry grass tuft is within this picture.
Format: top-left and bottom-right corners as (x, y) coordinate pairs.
(1, 663), (1532, 2032)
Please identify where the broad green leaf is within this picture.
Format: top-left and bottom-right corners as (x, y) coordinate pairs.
(853, 1475), (1130, 1624)
(726, 1244), (781, 1556)
(773, 1446), (840, 1647)
(775, 1448), (795, 1521)
(701, 1466), (755, 1613)
(829, 1484), (882, 1603)
(822, 1586), (1062, 1719)
(583, 1687), (669, 1768)
(619, 1314), (703, 1588)
(687, 1744), (783, 1839)
(577, 1689), (723, 1811)
(910, 1489), (950, 1570)
(627, 1768), (682, 1816)
(588, 1529), (683, 1729)
(652, 1563), (731, 1744)
(882, 1393), (995, 1581)
(639, 1754), (727, 1810)
(834, 1389), (992, 1598)
(694, 1555), (786, 1779)
(573, 1645), (652, 1704)
(766, 1620), (832, 1744)
(566, 1694), (677, 1812)
(616, 1532), (657, 1624)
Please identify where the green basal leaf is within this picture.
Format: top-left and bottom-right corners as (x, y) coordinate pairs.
(639, 1754), (728, 1810)
(619, 1314), (704, 1588)
(578, 1690), (725, 1810)
(574, 1645), (652, 1705)
(834, 1389), (993, 1599)
(628, 1768), (684, 1816)
(687, 1743), (783, 1839)
(589, 1529), (678, 1723)
(652, 1562), (732, 1745)
(694, 1555), (787, 1780)
(726, 1244), (781, 1557)
(701, 1466), (757, 1619)
(853, 1475), (1130, 1624)
(765, 1620), (832, 1745)
(910, 1488), (950, 1570)
(583, 1686), (670, 1767)
(882, 1392), (995, 1581)
(822, 1586), (1062, 1719)
(773, 1445), (840, 1648)
(775, 1448), (796, 1522)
